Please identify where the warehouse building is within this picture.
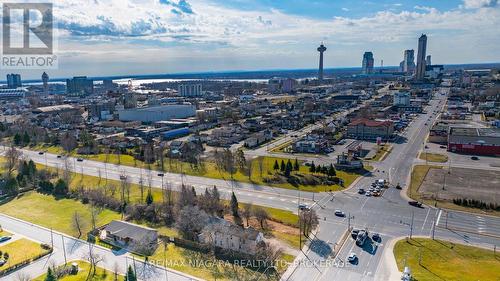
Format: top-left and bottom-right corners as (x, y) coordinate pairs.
(448, 127), (500, 156)
(118, 104), (196, 123)
(347, 118), (394, 140)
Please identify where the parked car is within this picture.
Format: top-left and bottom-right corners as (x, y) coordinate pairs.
(76, 158), (84, 162)
(334, 210), (346, 217)
(358, 189), (365, 194)
(0, 259), (5, 266)
(471, 156), (479, 160)
(372, 233), (381, 242)
(38, 151), (44, 155)
(351, 229), (359, 238)
(57, 155), (62, 158)
(356, 230), (368, 246)
(347, 253), (357, 262)
(409, 201), (423, 208)
(365, 192), (372, 197)
(0, 236), (12, 243)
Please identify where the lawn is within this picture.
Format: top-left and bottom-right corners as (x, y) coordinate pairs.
(407, 165), (443, 201)
(419, 152), (448, 163)
(0, 238), (51, 273)
(0, 192), (121, 237)
(369, 144), (392, 161)
(33, 261), (120, 281)
(393, 238), (500, 281)
(147, 242), (287, 281)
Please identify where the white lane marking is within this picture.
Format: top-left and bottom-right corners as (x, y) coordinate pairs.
(422, 208), (431, 230)
(435, 209), (443, 226)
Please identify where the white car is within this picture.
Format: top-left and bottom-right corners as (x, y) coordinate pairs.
(365, 192), (372, 197)
(334, 210), (346, 217)
(347, 253), (357, 262)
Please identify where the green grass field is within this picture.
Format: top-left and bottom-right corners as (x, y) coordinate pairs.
(0, 238), (51, 272)
(419, 152), (448, 163)
(393, 238), (500, 281)
(369, 144), (392, 161)
(0, 192), (121, 237)
(33, 261), (119, 281)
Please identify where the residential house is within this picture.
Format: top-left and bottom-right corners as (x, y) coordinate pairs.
(99, 220), (158, 255)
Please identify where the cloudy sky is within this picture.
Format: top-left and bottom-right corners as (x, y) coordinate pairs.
(3, 0), (500, 79)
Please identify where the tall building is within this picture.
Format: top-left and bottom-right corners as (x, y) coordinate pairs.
(400, 49), (415, 74)
(361, 52), (374, 74)
(415, 34), (427, 81)
(66, 76), (94, 96)
(178, 84), (202, 97)
(42, 72), (49, 95)
(317, 44), (327, 81)
(426, 55), (432, 66)
(6, 74), (22, 89)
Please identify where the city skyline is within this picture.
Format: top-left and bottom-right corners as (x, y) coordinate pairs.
(3, 0), (500, 79)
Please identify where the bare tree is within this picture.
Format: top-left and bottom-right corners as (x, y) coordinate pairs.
(139, 169), (145, 203)
(90, 204), (102, 231)
(4, 145), (21, 176)
(14, 272), (31, 281)
(83, 244), (104, 279)
(242, 203), (253, 227)
(300, 209), (319, 237)
(62, 157), (73, 184)
(257, 157), (264, 178)
(72, 211), (87, 238)
(254, 207), (269, 229)
(119, 173), (131, 204)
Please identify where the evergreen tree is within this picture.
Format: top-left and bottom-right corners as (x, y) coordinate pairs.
(328, 164), (336, 177)
(280, 160), (286, 172)
(273, 160), (279, 170)
(13, 133), (21, 146)
(284, 162), (292, 178)
(54, 179), (69, 196)
(45, 267), (56, 281)
(286, 159), (293, 172)
(22, 131), (30, 145)
(321, 166), (328, 174)
(309, 161), (316, 173)
(126, 265), (137, 281)
(294, 158), (300, 171)
(231, 192), (239, 217)
(146, 189), (154, 205)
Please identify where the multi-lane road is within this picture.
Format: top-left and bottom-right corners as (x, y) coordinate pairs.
(1, 88), (499, 280)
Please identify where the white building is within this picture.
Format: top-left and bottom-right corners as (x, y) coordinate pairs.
(394, 92), (410, 107)
(178, 84), (202, 97)
(118, 104), (196, 122)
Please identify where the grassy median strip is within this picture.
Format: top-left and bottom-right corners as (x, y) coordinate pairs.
(393, 238), (500, 281)
(419, 152), (448, 163)
(370, 144), (392, 162)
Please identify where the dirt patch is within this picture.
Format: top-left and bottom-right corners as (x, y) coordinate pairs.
(419, 167), (500, 204)
(224, 215), (299, 235)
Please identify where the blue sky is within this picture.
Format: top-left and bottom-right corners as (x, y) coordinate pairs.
(3, 0), (499, 79)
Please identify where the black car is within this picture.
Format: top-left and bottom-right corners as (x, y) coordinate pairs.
(372, 233), (381, 242)
(358, 189), (365, 194)
(57, 155), (62, 158)
(409, 201), (423, 208)
(76, 158), (84, 162)
(38, 151), (44, 155)
(471, 156), (479, 160)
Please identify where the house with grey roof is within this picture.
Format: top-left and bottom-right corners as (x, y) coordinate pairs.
(99, 220), (158, 255)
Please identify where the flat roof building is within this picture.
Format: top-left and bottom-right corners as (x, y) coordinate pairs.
(118, 104), (196, 123)
(448, 127), (500, 156)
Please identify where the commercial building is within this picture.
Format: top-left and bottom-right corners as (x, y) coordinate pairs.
(426, 55), (432, 66)
(362, 52), (374, 74)
(448, 127), (500, 156)
(178, 84), (202, 97)
(393, 92), (410, 107)
(0, 88), (27, 100)
(415, 34), (427, 81)
(400, 49), (415, 74)
(42, 72), (49, 95)
(66, 76), (94, 96)
(347, 118), (394, 140)
(118, 104), (196, 123)
(6, 74), (22, 89)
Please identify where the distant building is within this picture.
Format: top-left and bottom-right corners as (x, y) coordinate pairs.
(415, 34), (427, 81)
(123, 92), (137, 109)
(66, 76), (94, 96)
(393, 92), (410, 107)
(317, 43), (327, 81)
(118, 104), (196, 123)
(268, 77), (297, 93)
(448, 127), (500, 156)
(400, 49), (415, 74)
(426, 55), (432, 66)
(347, 118), (394, 140)
(6, 74), (22, 89)
(0, 88), (27, 100)
(362, 52), (374, 74)
(178, 84), (202, 97)
(42, 72), (49, 95)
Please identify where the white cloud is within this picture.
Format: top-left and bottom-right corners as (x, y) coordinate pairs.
(341, 7), (350, 11)
(463, 0), (498, 9)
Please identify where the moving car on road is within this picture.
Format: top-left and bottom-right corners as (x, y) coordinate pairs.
(298, 203), (310, 211)
(0, 236), (12, 243)
(334, 210), (346, 217)
(77, 158), (84, 162)
(408, 201), (423, 208)
(358, 188), (365, 194)
(347, 253), (357, 263)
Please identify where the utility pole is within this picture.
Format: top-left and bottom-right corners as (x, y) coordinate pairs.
(61, 235), (67, 264)
(50, 228), (54, 249)
(410, 211), (414, 239)
(431, 213), (436, 240)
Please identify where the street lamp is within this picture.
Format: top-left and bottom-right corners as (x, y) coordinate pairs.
(158, 173), (165, 203)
